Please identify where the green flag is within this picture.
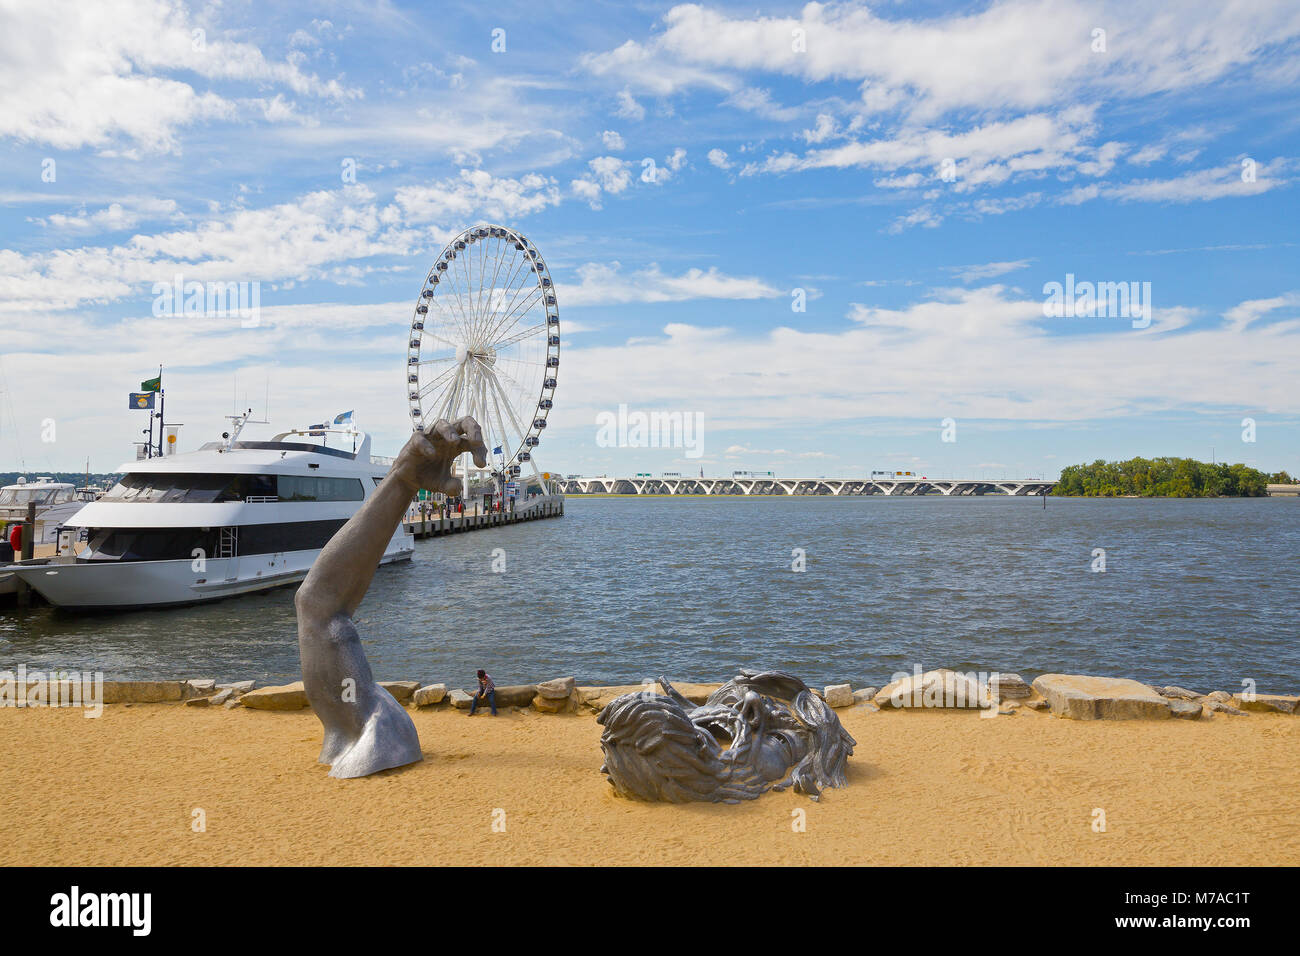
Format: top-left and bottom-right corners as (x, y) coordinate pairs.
(141, 376), (161, 392)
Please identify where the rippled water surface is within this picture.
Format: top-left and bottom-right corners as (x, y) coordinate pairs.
(3, 496), (1298, 692)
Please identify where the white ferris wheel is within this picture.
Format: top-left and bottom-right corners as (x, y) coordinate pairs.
(406, 223), (560, 490)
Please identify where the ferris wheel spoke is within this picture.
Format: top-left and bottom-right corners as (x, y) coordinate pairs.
(417, 364), (459, 400)
(488, 322), (546, 352)
(433, 363), (467, 423)
(491, 361), (543, 401)
(457, 248), (479, 334)
(489, 260), (541, 333)
(484, 249), (534, 339)
(441, 256), (477, 342)
(424, 297), (474, 346)
(481, 237), (512, 333)
(484, 366), (536, 451)
(474, 240), (491, 335)
(482, 285), (543, 347)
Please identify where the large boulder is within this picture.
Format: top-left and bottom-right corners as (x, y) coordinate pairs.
(218, 680), (255, 695)
(239, 681), (309, 711)
(988, 673), (1031, 700)
(493, 684), (539, 707)
(413, 683), (447, 707)
(536, 676), (577, 700)
(378, 680), (419, 703)
(853, 686), (879, 704)
(874, 669), (991, 709)
(1159, 686), (1202, 700)
(102, 681), (185, 704)
(823, 684), (854, 708)
(1232, 694), (1298, 714)
(1168, 699), (1204, 720)
(533, 691), (579, 714)
(1031, 674), (1171, 720)
(183, 679), (217, 699)
(448, 689), (474, 709)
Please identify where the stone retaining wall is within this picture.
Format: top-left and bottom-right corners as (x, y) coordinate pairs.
(3, 672), (1296, 721)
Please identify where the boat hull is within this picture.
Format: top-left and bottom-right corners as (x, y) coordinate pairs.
(11, 536), (413, 611)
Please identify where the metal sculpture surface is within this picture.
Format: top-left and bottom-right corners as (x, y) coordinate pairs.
(295, 416), (487, 778)
(597, 670), (856, 803)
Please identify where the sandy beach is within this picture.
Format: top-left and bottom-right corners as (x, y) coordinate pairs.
(3, 700), (1297, 866)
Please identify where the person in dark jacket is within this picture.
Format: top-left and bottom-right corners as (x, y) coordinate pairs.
(469, 669), (496, 715)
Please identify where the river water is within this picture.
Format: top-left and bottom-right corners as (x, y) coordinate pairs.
(3, 496), (1297, 694)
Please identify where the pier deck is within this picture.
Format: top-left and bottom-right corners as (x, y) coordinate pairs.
(403, 495), (564, 539)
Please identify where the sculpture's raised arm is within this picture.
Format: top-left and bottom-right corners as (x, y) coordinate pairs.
(294, 416), (487, 778)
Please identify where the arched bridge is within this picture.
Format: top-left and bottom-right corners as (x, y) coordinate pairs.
(553, 476), (1058, 496)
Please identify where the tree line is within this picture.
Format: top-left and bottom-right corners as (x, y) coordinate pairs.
(1053, 458), (1292, 497)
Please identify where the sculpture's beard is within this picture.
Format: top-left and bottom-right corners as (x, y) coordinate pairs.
(597, 670), (856, 803)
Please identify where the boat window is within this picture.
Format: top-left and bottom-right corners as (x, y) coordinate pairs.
(222, 474), (277, 501)
(104, 474), (240, 503)
(0, 487), (72, 505)
(277, 475), (365, 501)
(99, 473), (363, 503)
(82, 520), (347, 561)
(83, 527), (221, 562)
(237, 519), (349, 553)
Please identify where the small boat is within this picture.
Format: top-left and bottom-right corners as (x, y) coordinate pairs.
(0, 476), (78, 525)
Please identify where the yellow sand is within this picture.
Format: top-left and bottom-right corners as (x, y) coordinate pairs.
(2, 703), (1296, 866)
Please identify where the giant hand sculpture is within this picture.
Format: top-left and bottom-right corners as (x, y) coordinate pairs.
(294, 416), (487, 778)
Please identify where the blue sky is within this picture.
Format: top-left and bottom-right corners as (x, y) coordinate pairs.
(1, 0), (1297, 479)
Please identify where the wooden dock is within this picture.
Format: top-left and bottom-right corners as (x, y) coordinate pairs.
(403, 496), (564, 539)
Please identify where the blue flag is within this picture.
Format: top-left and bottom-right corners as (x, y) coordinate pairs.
(308, 423), (326, 436)
(333, 410), (353, 424)
(129, 392), (155, 410)
(493, 445), (503, 455)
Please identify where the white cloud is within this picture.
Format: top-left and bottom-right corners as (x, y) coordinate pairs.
(601, 130), (625, 151)
(394, 169), (562, 224)
(572, 156), (634, 206)
(582, 1), (1300, 119)
(614, 88), (646, 120)
(1059, 160), (1291, 205)
(707, 148), (732, 170)
(36, 197), (183, 233)
(948, 259), (1035, 282)
(723, 87), (801, 121)
(802, 114), (837, 144)
(570, 178), (603, 208)
(1, 172), (566, 317)
(550, 286), (1300, 431)
(564, 262), (782, 307)
(0, 0), (358, 152)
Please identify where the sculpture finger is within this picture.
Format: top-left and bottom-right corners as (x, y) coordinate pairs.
(452, 415), (489, 467)
(425, 419), (461, 450)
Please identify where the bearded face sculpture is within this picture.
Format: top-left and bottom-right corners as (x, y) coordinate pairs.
(597, 670), (856, 803)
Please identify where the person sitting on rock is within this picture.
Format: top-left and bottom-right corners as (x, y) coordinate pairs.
(469, 669), (497, 716)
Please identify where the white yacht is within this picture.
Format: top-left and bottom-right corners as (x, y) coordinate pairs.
(10, 413), (413, 610)
(0, 477), (78, 525)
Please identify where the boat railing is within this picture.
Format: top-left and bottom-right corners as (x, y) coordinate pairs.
(244, 495), (279, 503)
